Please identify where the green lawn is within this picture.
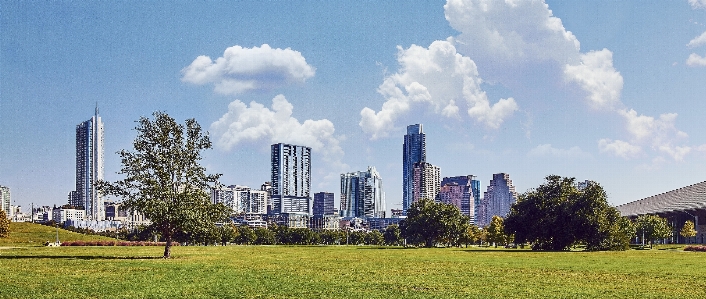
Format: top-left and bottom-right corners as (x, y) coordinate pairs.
(0, 222), (116, 246)
(1, 244), (704, 298)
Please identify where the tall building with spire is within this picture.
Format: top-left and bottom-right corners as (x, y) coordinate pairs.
(403, 124), (425, 214)
(70, 106), (104, 221)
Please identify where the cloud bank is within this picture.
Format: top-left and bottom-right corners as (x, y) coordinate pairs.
(211, 95), (347, 177)
(359, 40), (517, 139)
(182, 44), (315, 95)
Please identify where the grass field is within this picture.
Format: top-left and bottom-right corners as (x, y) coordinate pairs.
(2, 240), (705, 298)
(0, 222), (116, 246)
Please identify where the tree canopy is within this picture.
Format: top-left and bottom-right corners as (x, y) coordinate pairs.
(504, 175), (633, 251)
(400, 198), (470, 247)
(636, 215), (672, 248)
(680, 220), (697, 243)
(97, 112), (229, 258)
(0, 210), (10, 238)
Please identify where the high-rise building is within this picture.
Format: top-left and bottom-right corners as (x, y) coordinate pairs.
(71, 106), (104, 221)
(212, 185), (268, 215)
(403, 124), (425, 214)
(271, 143), (312, 215)
(412, 162), (440, 205)
(261, 182), (272, 214)
(340, 166), (386, 218)
(478, 173), (517, 227)
(313, 192), (335, 217)
(439, 175), (477, 221)
(0, 185), (11, 218)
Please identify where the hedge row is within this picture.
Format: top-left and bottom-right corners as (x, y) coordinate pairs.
(60, 240), (179, 247)
(684, 245), (706, 252)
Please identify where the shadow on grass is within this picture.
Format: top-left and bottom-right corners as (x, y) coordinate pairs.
(355, 247), (420, 250)
(0, 255), (164, 260)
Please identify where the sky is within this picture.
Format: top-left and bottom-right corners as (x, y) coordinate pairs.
(2, 0), (706, 214)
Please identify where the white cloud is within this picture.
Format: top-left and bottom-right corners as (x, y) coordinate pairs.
(210, 94), (347, 176)
(598, 139), (642, 159)
(687, 31), (706, 48)
(359, 40), (517, 139)
(689, 0), (706, 9)
(528, 144), (591, 159)
(565, 49), (624, 110)
(686, 53), (706, 67)
(181, 44), (315, 95)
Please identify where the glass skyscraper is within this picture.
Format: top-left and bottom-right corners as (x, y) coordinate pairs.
(270, 143), (312, 215)
(313, 192), (335, 217)
(340, 166), (385, 218)
(71, 106), (104, 221)
(440, 175), (478, 222)
(403, 124), (425, 214)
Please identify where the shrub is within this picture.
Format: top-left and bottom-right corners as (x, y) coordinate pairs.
(684, 245), (706, 252)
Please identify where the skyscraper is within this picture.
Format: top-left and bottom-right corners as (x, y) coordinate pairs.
(271, 143), (312, 215)
(313, 192), (335, 217)
(340, 166), (386, 218)
(403, 124), (425, 214)
(478, 173), (517, 227)
(412, 162), (440, 205)
(439, 175), (477, 221)
(71, 106), (104, 221)
(0, 185), (11, 218)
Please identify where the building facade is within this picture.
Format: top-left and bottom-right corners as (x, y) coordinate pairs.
(403, 124), (426, 214)
(71, 106), (104, 221)
(271, 143), (312, 215)
(411, 162), (440, 205)
(478, 173), (517, 228)
(313, 192), (335, 217)
(212, 185), (267, 215)
(52, 207), (85, 223)
(340, 167), (386, 218)
(0, 185), (10, 218)
(439, 175), (478, 222)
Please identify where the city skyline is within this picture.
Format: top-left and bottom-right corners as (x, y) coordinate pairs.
(2, 1), (706, 212)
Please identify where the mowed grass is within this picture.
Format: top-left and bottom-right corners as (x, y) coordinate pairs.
(0, 222), (115, 246)
(1, 244), (705, 298)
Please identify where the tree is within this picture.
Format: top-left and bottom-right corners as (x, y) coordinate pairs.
(486, 216), (506, 248)
(636, 215), (672, 248)
(401, 198), (469, 247)
(97, 112), (229, 258)
(680, 220), (697, 244)
(235, 226), (257, 245)
(383, 224), (403, 246)
(365, 230), (384, 245)
(0, 210), (10, 238)
(505, 175), (632, 251)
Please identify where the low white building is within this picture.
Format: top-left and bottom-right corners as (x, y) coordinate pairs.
(52, 208), (85, 223)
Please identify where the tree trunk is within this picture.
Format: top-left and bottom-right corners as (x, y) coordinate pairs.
(163, 234), (172, 259)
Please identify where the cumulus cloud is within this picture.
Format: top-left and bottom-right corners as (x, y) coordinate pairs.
(686, 53), (706, 67)
(565, 49), (624, 110)
(689, 0), (706, 9)
(598, 139), (642, 159)
(210, 94), (347, 175)
(359, 40), (518, 139)
(528, 144), (591, 159)
(687, 31), (706, 48)
(182, 44), (315, 95)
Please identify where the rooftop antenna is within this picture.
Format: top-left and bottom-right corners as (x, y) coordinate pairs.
(95, 102), (99, 116)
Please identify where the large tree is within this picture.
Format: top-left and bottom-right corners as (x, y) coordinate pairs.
(636, 215), (673, 248)
(486, 216), (507, 248)
(97, 112), (229, 258)
(505, 175), (632, 251)
(680, 220), (697, 244)
(401, 198), (470, 247)
(0, 210), (10, 238)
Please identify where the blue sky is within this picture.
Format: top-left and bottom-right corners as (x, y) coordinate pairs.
(2, 0), (706, 214)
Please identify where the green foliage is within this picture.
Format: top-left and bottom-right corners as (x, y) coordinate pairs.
(383, 224), (403, 246)
(96, 112), (229, 258)
(680, 220), (697, 242)
(486, 216), (506, 247)
(0, 210), (10, 238)
(505, 175), (633, 251)
(636, 215), (673, 248)
(401, 198), (470, 247)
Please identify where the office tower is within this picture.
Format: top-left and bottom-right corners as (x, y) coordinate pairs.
(478, 173), (517, 227)
(0, 185), (10, 218)
(340, 166), (386, 218)
(471, 179), (481, 225)
(261, 182), (272, 214)
(439, 175), (477, 221)
(403, 124), (425, 214)
(212, 185), (267, 215)
(313, 192), (335, 217)
(72, 106), (104, 221)
(412, 162), (440, 205)
(271, 143), (312, 215)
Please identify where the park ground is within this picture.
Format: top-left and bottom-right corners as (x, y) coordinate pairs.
(1, 223), (705, 298)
